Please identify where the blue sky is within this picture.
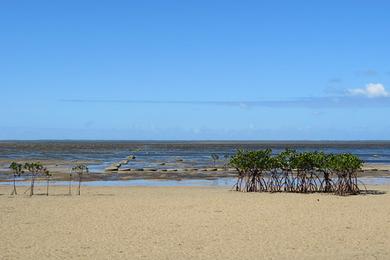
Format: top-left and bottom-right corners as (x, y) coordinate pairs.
(1, 0), (390, 140)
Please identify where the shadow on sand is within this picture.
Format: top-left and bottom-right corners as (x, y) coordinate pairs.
(361, 189), (386, 195)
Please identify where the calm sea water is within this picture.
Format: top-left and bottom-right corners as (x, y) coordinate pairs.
(1, 141), (390, 172)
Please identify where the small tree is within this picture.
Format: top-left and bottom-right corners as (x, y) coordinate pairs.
(229, 149), (272, 192)
(229, 149), (251, 191)
(314, 152), (334, 192)
(329, 153), (363, 195)
(71, 164), (89, 195)
(291, 152), (320, 193)
(24, 162), (45, 196)
(211, 154), (219, 167)
(9, 162), (23, 195)
(267, 156), (283, 192)
(276, 149), (297, 191)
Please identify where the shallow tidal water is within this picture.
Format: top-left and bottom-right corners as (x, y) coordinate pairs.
(2, 176), (390, 188)
(2, 141), (390, 173)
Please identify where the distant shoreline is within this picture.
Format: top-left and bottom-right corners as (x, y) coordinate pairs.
(3, 139), (390, 145)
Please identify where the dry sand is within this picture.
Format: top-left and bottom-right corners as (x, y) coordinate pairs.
(1, 185), (390, 260)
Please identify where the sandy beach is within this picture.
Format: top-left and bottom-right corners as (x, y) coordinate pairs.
(1, 185), (389, 259)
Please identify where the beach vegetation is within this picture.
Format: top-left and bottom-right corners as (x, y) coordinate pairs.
(71, 164), (89, 195)
(229, 149), (364, 196)
(9, 162), (23, 195)
(23, 162), (46, 196)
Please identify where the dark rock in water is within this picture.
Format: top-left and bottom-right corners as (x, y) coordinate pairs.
(135, 168), (144, 171)
(144, 168), (158, 172)
(176, 159), (184, 162)
(127, 155), (136, 160)
(160, 162), (166, 165)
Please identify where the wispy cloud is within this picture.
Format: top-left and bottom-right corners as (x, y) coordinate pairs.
(60, 97), (390, 108)
(328, 78), (342, 84)
(355, 69), (377, 77)
(347, 83), (389, 98)
(60, 83), (390, 109)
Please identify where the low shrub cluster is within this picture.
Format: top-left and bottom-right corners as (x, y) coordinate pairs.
(229, 149), (365, 195)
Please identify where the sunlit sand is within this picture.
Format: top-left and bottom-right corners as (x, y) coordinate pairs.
(1, 185), (389, 259)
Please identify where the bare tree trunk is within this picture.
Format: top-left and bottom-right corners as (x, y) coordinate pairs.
(11, 175), (17, 195)
(46, 176), (50, 196)
(78, 174), (81, 195)
(68, 173), (72, 195)
(30, 175), (35, 196)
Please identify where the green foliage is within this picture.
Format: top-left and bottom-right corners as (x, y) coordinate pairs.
(229, 149), (364, 195)
(9, 162), (23, 176)
(9, 162), (23, 195)
(229, 149), (250, 174)
(230, 149), (272, 172)
(276, 149), (297, 170)
(24, 162), (44, 175)
(327, 153), (363, 173)
(71, 164), (89, 174)
(22, 162), (48, 196)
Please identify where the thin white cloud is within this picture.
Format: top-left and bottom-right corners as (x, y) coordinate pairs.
(347, 83), (389, 98)
(60, 83), (390, 108)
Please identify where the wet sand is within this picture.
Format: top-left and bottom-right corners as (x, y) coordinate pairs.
(1, 185), (389, 259)
(1, 157), (389, 182)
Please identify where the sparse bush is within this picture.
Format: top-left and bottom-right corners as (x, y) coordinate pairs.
(9, 162), (23, 195)
(24, 162), (46, 196)
(71, 164), (89, 195)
